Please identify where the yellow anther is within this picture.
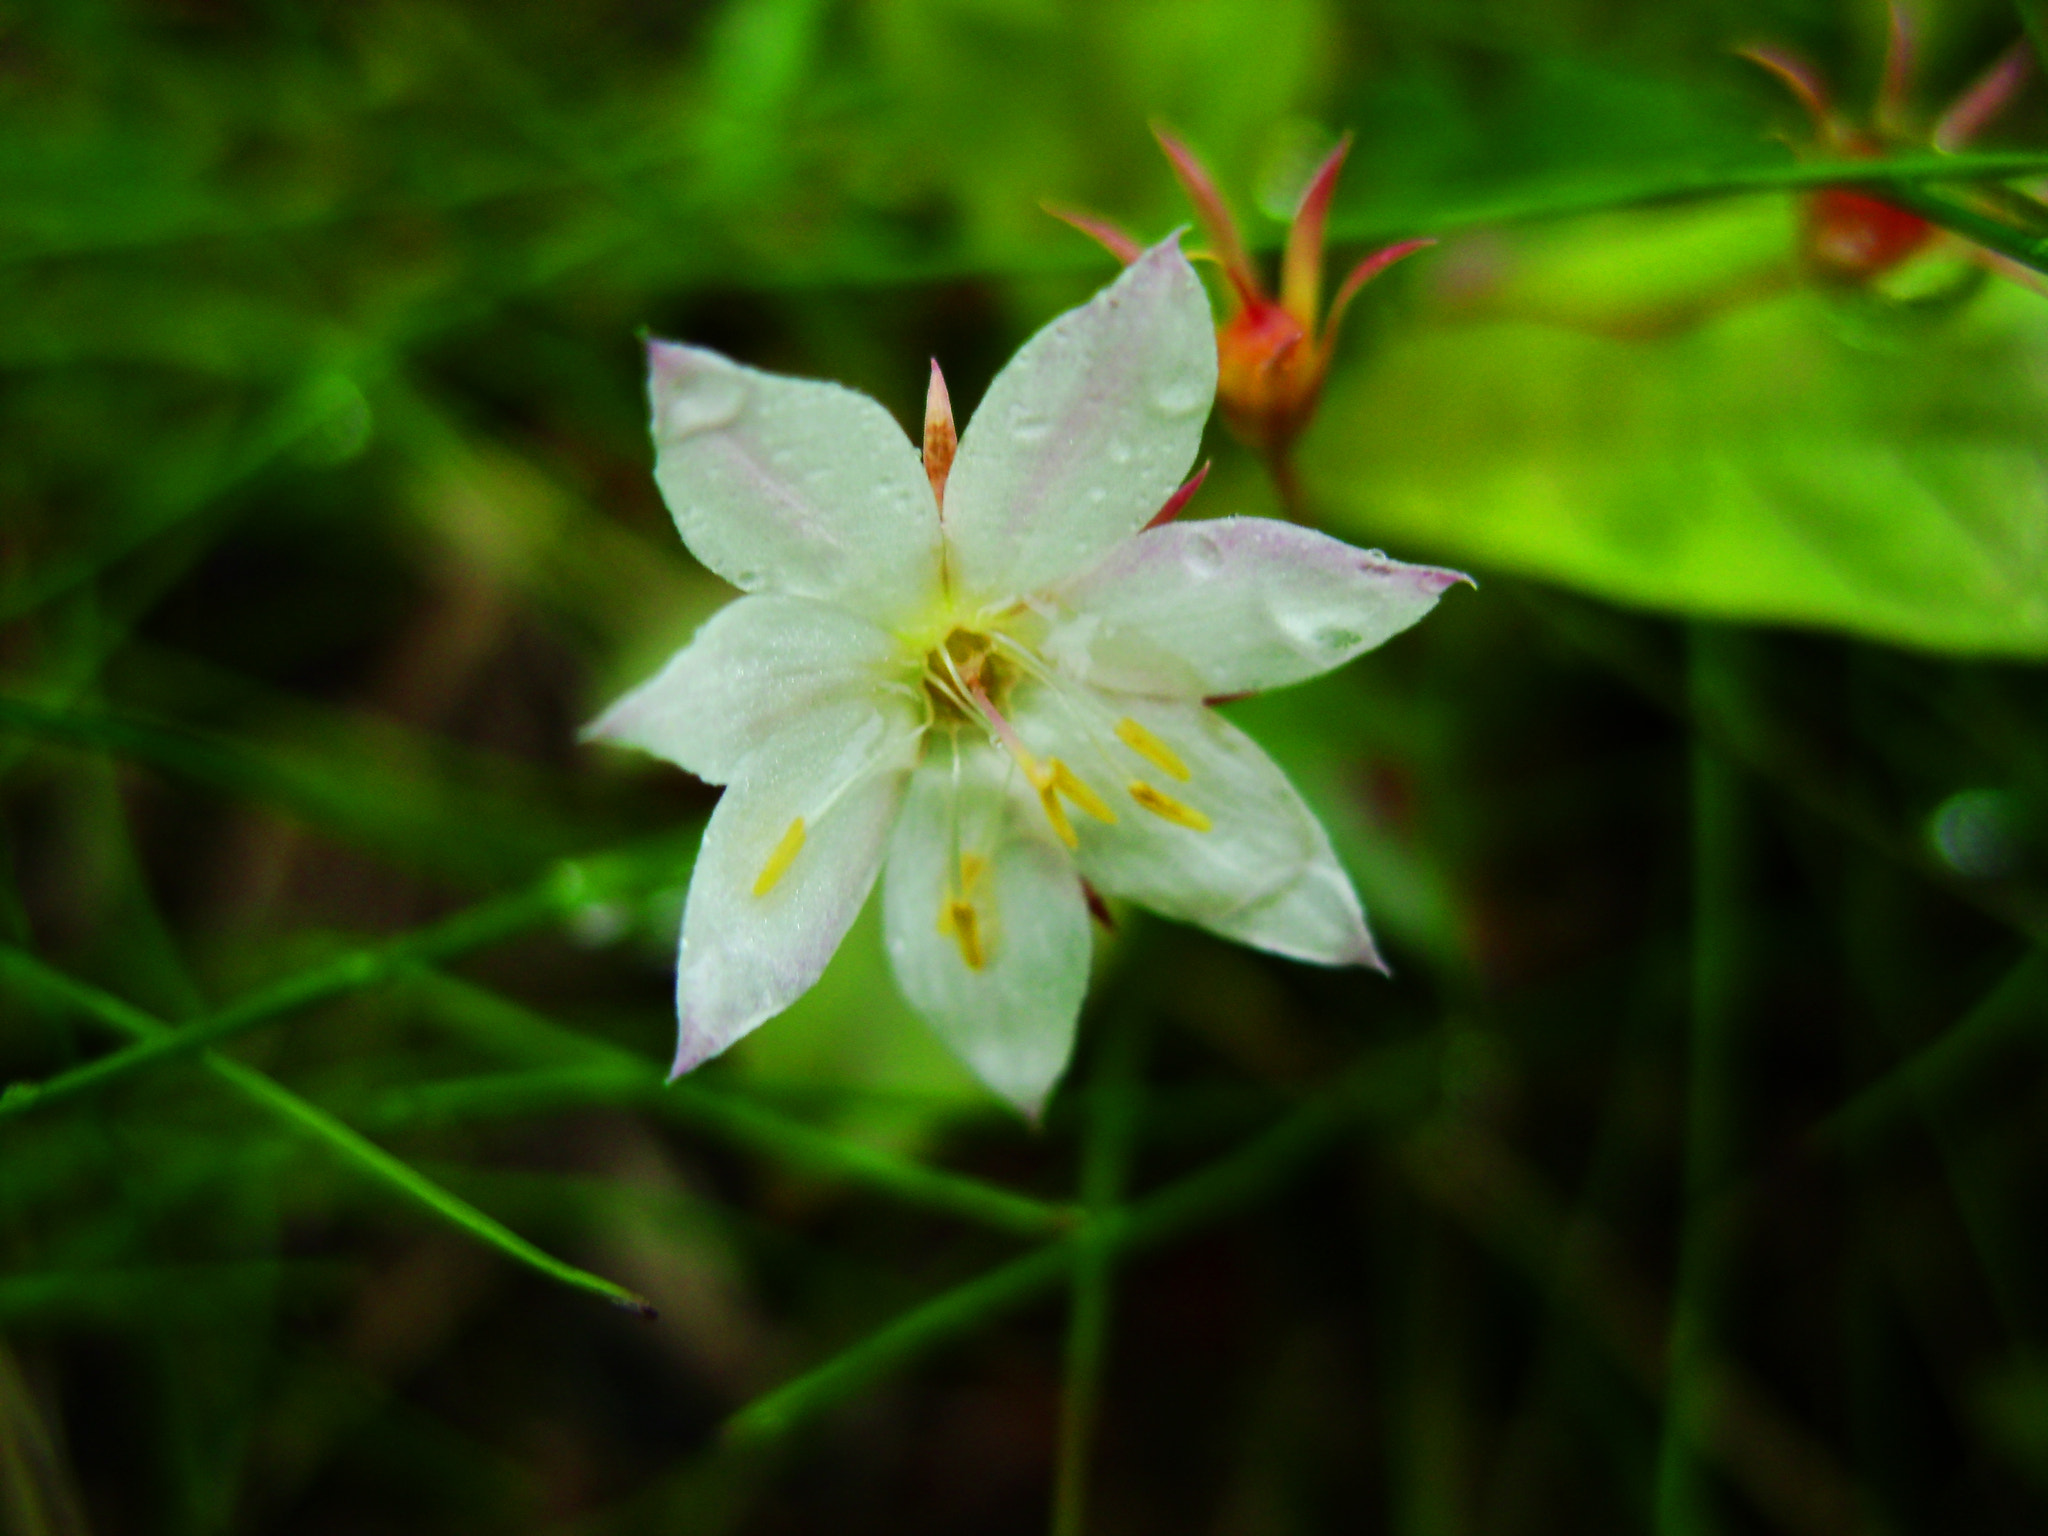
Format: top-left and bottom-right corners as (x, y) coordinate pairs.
(1129, 780), (1211, 832)
(1048, 759), (1117, 824)
(938, 851), (994, 969)
(1037, 782), (1080, 849)
(937, 895), (988, 970)
(1116, 718), (1191, 782)
(752, 817), (808, 897)
(958, 851), (988, 894)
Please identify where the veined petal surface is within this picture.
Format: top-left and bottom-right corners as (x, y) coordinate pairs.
(648, 341), (943, 625)
(942, 239), (1217, 604)
(883, 739), (1090, 1118)
(1014, 689), (1378, 969)
(1046, 517), (1468, 698)
(673, 699), (922, 1076)
(584, 594), (910, 785)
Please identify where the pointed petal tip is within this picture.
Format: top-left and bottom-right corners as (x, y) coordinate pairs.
(1281, 132), (1359, 324)
(1422, 564), (1477, 594)
(1044, 201), (1146, 265)
(1302, 129), (1355, 192)
(1353, 552), (1474, 596)
(1735, 43), (1835, 135)
(924, 359), (958, 508)
(1343, 920), (1390, 976)
(645, 335), (689, 374)
(579, 694), (643, 748)
(669, 1004), (740, 1081)
(1149, 123), (1262, 302)
(1322, 238), (1437, 346)
(1143, 459), (1212, 530)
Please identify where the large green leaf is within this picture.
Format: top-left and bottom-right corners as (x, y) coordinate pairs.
(1309, 197), (2048, 657)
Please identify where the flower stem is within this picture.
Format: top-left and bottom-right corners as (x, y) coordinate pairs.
(1653, 625), (1752, 1535)
(1265, 449), (1308, 524)
(721, 1040), (1440, 1446)
(1050, 1005), (1154, 1536)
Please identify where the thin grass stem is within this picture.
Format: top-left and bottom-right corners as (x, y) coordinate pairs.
(1051, 1006), (1153, 1536)
(721, 1040), (1439, 1446)
(0, 835), (692, 1121)
(0, 948), (654, 1315)
(390, 968), (1079, 1237)
(1654, 625), (1752, 1535)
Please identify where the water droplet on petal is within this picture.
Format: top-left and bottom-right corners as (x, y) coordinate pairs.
(1008, 407), (1052, 443)
(662, 373), (747, 439)
(1180, 529), (1225, 578)
(1150, 376), (1209, 417)
(1106, 437), (1134, 465)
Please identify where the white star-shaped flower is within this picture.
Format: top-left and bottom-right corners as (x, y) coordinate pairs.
(589, 238), (1466, 1116)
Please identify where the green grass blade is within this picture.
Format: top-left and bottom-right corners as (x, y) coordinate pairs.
(0, 947), (654, 1316)
(1340, 151), (2048, 246)
(0, 835), (692, 1121)
(1051, 1004), (1153, 1536)
(377, 969), (1078, 1237)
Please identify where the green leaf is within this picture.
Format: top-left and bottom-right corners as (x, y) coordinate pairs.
(1308, 197), (2048, 656)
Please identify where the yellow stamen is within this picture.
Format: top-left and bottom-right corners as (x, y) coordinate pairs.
(751, 817), (807, 897)
(1048, 759), (1117, 823)
(958, 851), (988, 894)
(1037, 782), (1080, 849)
(937, 898), (986, 969)
(1129, 780), (1211, 832)
(937, 852), (991, 970)
(1116, 718), (1191, 782)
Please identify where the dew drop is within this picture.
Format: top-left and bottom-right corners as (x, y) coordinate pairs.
(1180, 530), (1225, 578)
(662, 373), (747, 439)
(1276, 604), (1364, 658)
(1150, 376), (1209, 416)
(1008, 405), (1053, 443)
(1106, 437), (1134, 465)
(1931, 788), (2025, 879)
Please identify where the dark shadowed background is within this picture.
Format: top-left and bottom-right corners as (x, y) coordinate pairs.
(6, 1), (2048, 1531)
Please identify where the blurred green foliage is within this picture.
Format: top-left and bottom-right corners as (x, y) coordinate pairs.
(6, 0), (2048, 1532)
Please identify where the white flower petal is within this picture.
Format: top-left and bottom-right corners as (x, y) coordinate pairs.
(672, 700), (922, 1076)
(882, 739), (1091, 1118)
(584, 594), (911, 785)
(1046, 517), (1470, 698)
(647, 341), (944, 625)
(1012, 689), (1379, 969)
(941, 239), (1217, 604)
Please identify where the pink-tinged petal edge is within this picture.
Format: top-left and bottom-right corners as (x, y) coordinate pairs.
(1144, 460), (1211, 530)
(1738, 45), (1837, 143)
(1321, 238), (1436, 350)
(1152, 122), (1264, 310)
(1876, 0), (1916, 137)
(1281, 132), (1353, 329)
(1934, 38), (2033, 151)
(1044, 202), (1145, 265)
